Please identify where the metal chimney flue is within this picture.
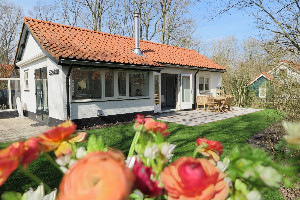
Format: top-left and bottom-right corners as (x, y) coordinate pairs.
(133, 12), (143, 56)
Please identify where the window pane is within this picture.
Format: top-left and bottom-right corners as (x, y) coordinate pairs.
(0, 80), (9, 109)
(72, 68), (102, 99)
(154, 75), (159, 105)
(182, 76), (190, 102)
(199, 77), (204, 91)
(205, 78), (209, 90)
(105, 70), (114, 97)
(129, 72), (149, 97)
(118, 72), (126, 96)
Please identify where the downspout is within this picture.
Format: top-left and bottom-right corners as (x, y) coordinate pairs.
(66, 65), (73, 120)
(193, 69), (200, 109)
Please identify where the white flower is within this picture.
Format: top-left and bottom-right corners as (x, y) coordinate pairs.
(76, 147), (87, 159)
(144, 144), (159, 159)
(125, 156), (136, 169)
(55, 155), (71, 166)
(161, 143), (176, 160)
(257, 166), (281, 187)
(60, 166), (69, 174)
(22, 184), (57, 200)
(68, 159), (77, 167)
(246, 190), (262, 200)
(216, 157), (230, 172)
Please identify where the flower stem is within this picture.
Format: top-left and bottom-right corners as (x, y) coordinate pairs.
(19, 167), (52, 193)
(44, 152), (64, 174)
(128, 131), (141, 157)
(193, 148), (198, 158)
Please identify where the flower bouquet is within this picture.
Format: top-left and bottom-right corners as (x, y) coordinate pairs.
(0, 115), (297, 200)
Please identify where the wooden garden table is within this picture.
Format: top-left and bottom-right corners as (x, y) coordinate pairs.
(214, 96), (226, 112)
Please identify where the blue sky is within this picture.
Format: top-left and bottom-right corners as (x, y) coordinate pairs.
(12, 0), (260, 43)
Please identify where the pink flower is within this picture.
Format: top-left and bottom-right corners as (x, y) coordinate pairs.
(136, 114), (145, 124)
(20, 138), (42, 169)
(144, 118), (170, 137)
(161, 157), (229, 200)
(0, 142), (24, 186)
(196, 138), (223, 164)
(133, 160), (163, 197)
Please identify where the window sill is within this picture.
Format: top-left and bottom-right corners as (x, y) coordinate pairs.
(71, 97), (151, 103)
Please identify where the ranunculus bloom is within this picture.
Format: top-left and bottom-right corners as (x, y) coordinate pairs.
(58, 151), (134, 200)
(136, 114), (145, 124)
(20, 137), (42, 168)
(196, 138), (223, 164)
(144, 118), (170, 137)
(161, 157), (229, 200)
(38, 121), (86, 157)
(133, 161), (163, 197)
(0, 142), (24, 186)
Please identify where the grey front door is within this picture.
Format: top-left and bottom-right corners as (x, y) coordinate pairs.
(35, 67), (49, 123)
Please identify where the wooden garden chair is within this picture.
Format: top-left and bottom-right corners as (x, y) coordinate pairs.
(220, 96), (234, 112)
(196, 96), (207, 111)
(206, 96), (217, 111)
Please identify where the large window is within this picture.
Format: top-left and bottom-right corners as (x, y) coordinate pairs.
(72, 68), (102, 99)
(129, 72), (149, 97)
(259, 82), (267, 99)
(71, 68), (150, 100)
(199, 76), (210, 92)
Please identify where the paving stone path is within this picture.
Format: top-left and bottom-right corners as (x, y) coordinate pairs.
(0, 117), (49, 143)
(155, 107), (263, 126)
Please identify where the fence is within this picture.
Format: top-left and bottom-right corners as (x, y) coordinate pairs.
(0, 78), (21, 110)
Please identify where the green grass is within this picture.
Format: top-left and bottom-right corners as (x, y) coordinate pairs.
(0, 109), (285, 198)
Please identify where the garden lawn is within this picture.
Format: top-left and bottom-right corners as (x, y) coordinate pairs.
(0, 109), (285, 199)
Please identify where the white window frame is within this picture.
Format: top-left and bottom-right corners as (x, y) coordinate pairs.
(199, 76), (210, 94)
(259, 82), (267, 99)
(24, 70), (29, 90)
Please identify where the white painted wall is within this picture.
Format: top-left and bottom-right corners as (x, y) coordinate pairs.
(17, 32), (67, 121)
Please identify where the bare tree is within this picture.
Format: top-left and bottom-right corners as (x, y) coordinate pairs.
(28, 0), (62, 22)
(202, 0), (300, 54)
(0, 0), (23, 64)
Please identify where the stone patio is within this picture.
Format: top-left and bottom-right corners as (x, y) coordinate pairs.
(155, 107), (263, 126)
(0, 117), (49, 143)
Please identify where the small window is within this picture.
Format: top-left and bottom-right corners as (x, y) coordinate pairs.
(118, 71), (126, 96)
(199, 76), (210, 92)
(105, 70), (114, 97)
(72, 68), (102, 99)
(24, 71), (29, 89)
(259, 82), (267, 98)
(129, 72), (149, 97)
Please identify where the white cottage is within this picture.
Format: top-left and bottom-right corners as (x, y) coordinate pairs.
(14, 17), (225, 126)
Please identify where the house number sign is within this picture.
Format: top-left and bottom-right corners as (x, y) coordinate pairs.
(49, 69), (59, 75)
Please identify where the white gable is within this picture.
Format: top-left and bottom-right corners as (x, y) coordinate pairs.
(269, 62), (300, 83)
(17, 33), (46, 66)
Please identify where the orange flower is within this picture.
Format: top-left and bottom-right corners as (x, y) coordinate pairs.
(20, 138), (42, 169)
(38, 121), (86, 157)
(58, 151), (134, 200)
(144, 118), (170, 137)
(196, 138), (223, 165)
(0, 142), (24, 186)
(161, 157), (229, 200)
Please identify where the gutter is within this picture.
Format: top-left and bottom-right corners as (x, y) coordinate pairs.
(193, 69), (200, 109)
(66, 65), (73, 119)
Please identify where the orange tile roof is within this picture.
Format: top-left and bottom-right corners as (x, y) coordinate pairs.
(0, 64), (14, 78)
(248, 72), (273, 85)
(280, 60), (300, 72)
(22, 17), (225, 70)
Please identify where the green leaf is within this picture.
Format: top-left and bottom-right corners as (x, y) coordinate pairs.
(1, 192), (22, 200)
(87, 135), (105, 152)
